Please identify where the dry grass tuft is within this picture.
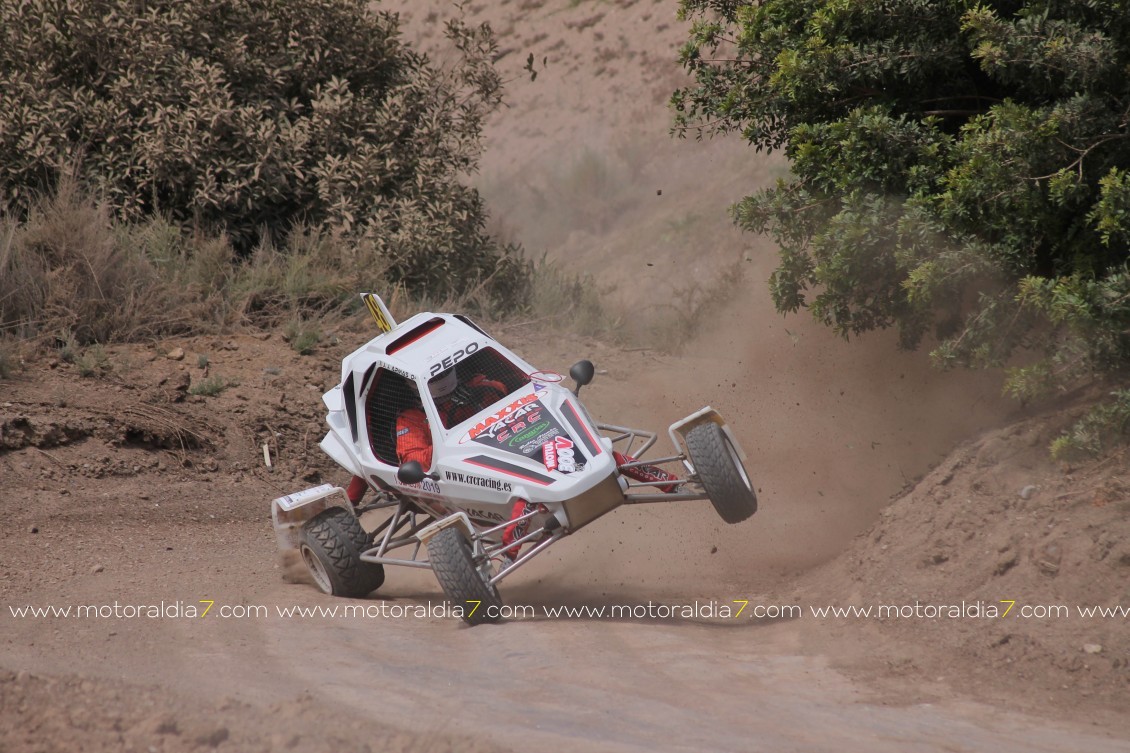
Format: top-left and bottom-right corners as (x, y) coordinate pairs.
(1, 181), (621, 352)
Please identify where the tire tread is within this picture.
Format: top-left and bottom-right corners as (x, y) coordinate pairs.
(427, 527), (503, 626)
(686, 423), (757, 524)
(301, 508), (385, 597)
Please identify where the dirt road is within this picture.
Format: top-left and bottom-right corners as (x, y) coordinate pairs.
(3, 508), (1127, 753)
(4, 1), (1127, 749)
(3, 316), (1127, 752)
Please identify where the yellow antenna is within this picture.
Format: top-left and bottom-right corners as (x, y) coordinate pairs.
(361, 293), (396, 333)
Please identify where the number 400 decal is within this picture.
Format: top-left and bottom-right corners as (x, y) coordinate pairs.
(543, 436), (580, 473)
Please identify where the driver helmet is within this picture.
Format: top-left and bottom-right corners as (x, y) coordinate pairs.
(429, 368), (458, 400)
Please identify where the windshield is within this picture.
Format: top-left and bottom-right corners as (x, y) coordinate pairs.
(427, 347), (531, 429)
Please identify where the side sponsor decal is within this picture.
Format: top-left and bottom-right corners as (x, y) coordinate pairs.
(463, 456), (555, 486)
(543, 435), (584, 474)
(473, 401), (583, 463)
(460, 390), (543, 443)
(429, 341), (481, 377)
(457, 389), (590, 465)
(508, 420), (551, 448)
(372, 473), (448, 516)
(465, 507), (507, 523)
(395, 477), (442, 495)
(275, 484), (335, 511)
(379, 362), (415, 381)
(442, 469), (513, 493)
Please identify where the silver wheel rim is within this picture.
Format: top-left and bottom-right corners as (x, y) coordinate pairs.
(471, 539), (499, 595)
(300, 543), (333, 594)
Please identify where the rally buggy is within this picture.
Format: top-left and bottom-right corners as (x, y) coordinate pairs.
(271, 293), (757, 625)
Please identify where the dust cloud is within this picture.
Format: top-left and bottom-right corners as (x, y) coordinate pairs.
(521, 272), (1016, 602)
(383, 0), (1018, 601)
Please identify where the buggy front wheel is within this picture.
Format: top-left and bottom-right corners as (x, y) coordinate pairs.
(426, 527), (503, 626)
(299, 508), (385, 597)
(686, 422), (757, 524)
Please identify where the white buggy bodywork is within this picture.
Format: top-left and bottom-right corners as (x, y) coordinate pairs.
(272, 294), (758, 624)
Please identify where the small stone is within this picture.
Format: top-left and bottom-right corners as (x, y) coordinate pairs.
(194, 726), (230, 747)
(1035, 542), (1061, 574)
(91, 564), (104, 574)
(166, 347), (185, 361)
(156, 718), (179, 735)
(29, 526), (38, 534)
(1019, 485), (1037, 500)
(1083, 643), (1102, 654)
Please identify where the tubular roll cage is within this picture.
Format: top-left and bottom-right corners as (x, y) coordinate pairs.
(354, 421), (710, 586)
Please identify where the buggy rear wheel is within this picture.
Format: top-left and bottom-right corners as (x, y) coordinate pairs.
(686, 422), (757, 524)
(299, 507), (385, 597)
(426, 527), (503, 625)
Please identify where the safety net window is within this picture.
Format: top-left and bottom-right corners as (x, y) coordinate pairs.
(365, 369), (423, 465)
(427, 347), (532, 429)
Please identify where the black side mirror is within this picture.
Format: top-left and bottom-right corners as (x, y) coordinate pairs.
(397, 460), (436, 485)
(569, 359), (595, 396)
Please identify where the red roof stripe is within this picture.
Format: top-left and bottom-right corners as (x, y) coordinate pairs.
(386, 317), (444, 355)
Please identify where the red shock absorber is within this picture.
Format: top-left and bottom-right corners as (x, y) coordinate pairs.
(346, 475), (368, 505)
(501, 499), (537, 559)
(613, 451), (679, 493)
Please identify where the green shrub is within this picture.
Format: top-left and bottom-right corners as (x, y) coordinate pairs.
(0, 180), (532, 343)
(0, 0), (527, 305)
(674, 0), (1130, 392)
(1051, 390), (1130, 460)
(0, 339), (17, 379)
(189, 376), (238, 397)
(285, 319), (322, 356)
(75, 345), (110, 378)
(0, 182), (227, 344)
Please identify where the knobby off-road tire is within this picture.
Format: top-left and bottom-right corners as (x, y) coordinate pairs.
(426, 527), (503, 626)
(686, 422), (757, 524)
(299, 508), (385, 597)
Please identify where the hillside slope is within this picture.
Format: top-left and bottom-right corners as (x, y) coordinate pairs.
(2, 1), (1128, 751)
